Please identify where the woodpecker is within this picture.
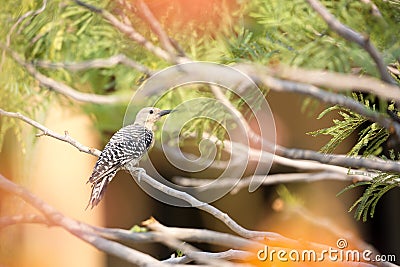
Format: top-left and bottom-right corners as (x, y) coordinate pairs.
(86, 107), (172, 209)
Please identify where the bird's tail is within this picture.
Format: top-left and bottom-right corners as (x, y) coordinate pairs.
(85, 176), (110, 210)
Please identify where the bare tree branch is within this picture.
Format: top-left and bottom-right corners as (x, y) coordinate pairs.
(238, 64), (400, 140)
(128, 167), (338, 253)
(143, 218), (250, 267)
(73, 0), (188, 64)
(0, 173), (352, 266)
(33, 54), (153, 76)
(218, 120), (400, 174)
(306, 0), (396, 85)
(0, 108), (101, 157)
(259, 64), (400, 102)
(359, 0), (383, 17)
(136, 0), (179, 57)
(0, 211), (253, 266)
(0, 42), (126, 105)
(0, 214), (48, 228)
(0, 173), (199, 267)
(162, 250), (253, 264)
(274, 144), (400, 173)
(173, 171), (374, 194)
(93, 223), (261, 250)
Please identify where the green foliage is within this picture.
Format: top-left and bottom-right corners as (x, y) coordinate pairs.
(130, 225), (148, 233)
(0, 0), (53, 152)
(221, 0), (400, 75)
(150, 85), (234, 157)
(309, 105), (367, 154)
(349, 122), (389, 156)
(311, 93), (397, 220)
(1, 0), (142, 147)
(175, 248), (185, 258)
(221, 29), (275, 64)
(309, 94), (390, 157)
(338, 172), (400, 222)
(276, 185), (304, 208)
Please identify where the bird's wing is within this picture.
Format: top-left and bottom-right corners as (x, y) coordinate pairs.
(88, 142), (128, 183)
(87, 130), (152, 184)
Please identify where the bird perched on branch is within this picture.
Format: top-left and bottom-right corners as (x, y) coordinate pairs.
(86, 107), (172, 209)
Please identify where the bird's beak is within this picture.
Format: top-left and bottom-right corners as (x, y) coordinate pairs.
(159, 109), (173, 117)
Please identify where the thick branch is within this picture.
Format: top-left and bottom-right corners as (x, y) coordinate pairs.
(173, 171), (374, 194)
(274, 144), (400, 173)
(34, 54), (153, 76)
(128, 167), (337, 252)
(236, 64), (400, 143)
(261, 64), (400, 102)
(94, 224), (260, 250)
(221, 124), (400, 174)
(143, 218), (249, 267)
(0, 173), (190, 267)
(162, 250), (253, 264)
(306, 0), (396, 85)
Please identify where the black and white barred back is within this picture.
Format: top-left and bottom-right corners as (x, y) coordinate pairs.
(86, 123), (153, 209)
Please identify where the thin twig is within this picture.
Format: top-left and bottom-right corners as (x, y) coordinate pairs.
(0, 108), (101, 156)
(136, 0), (179, 57)
(0, 42), (126, 105)
(0, 0), (48, 70)
(306, 0), (396, 85)
(221, 127), (400, 175)
(254, 64), (400, 102)
(73, 0), (187, 64)
(359, 0), (382, 17)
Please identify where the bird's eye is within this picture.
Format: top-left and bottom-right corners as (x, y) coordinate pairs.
(149, 109), (154, 114)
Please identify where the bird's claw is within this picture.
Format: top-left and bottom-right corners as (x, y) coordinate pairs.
(133, 167), (146, 183)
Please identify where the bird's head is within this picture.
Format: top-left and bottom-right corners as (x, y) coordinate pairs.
(135, 107), (172, 129)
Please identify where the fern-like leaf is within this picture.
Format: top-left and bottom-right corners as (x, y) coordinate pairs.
(339, 173), (400, 221)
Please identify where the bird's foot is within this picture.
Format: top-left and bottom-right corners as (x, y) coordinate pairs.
(132, 167), (146, 183)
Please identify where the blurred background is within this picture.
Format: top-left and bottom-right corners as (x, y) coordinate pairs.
(1, 0), (399, 266)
